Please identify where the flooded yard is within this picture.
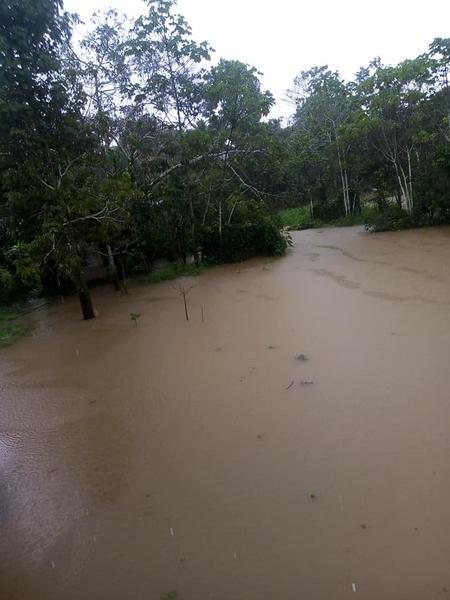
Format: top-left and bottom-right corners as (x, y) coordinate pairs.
(2, 225), (450, 599)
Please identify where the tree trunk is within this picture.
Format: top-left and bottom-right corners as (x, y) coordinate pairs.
(107, 245), (121, 291)
(337, 146), (350, 215)
(111, 271), (121, 292)
(344, 169), (351, 214)
(120, 259), (128, 294)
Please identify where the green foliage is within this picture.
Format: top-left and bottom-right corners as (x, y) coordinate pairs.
(205, 59), (274, 138)
(279, 205), (379, 230)
(130, 0), (212, 129)
(313, 200), (346, 223)
(0, 268), (19, 303)
(364, 206), (416, 232)
(200, 216), (287, 263)
(329, 208), (378, 227)
(0, 307), (29, 347)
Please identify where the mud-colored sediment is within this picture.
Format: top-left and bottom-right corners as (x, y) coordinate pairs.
(2, 225), (450, 599)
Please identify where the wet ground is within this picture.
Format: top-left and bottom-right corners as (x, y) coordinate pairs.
(2, 225), (450, 599)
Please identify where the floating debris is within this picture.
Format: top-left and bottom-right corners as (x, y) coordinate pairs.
(352, 583), (357, 592)
(300, 380), (314, 385)
(285, 381), (294, 390)
(51, 560), (55, 569)
(296, 353), (308, 361)
(169, 528), (174, 536)
(266, 345), (276, 350)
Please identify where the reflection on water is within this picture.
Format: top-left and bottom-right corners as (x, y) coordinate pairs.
(2, 225), (450, 599)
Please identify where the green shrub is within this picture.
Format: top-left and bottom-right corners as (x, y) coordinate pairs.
(364, 206), (416, 232)
(0, 267), (20, 304)
(313, 199), (346, 222)
(199, 217), (287, 263)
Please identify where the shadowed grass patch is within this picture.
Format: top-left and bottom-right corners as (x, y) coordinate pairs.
(0, 307), (29, 347)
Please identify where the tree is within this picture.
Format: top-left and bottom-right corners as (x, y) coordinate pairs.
(357, 57), (434, 214)
(0, 0), (77, 300)
(130, 0), (212, 132)
(429, 37), (450, 141)
(289, 66), (355, 215)
(203, 59), (274, 232)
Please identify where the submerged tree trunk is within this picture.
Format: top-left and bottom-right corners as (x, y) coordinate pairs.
(74, 264), (95, 320)
(120, 259), (128, 294)
(78, 289), (95, 320)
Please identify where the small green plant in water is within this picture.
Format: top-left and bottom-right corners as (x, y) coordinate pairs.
(162, 592), (178, 600)
(309, 490), (316, 499)
(129, 312), (141, 328)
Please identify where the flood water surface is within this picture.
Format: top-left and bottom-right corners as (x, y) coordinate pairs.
(2, 226), (450, 599)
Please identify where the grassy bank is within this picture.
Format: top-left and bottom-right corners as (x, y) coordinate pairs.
(278, 207), (318, 230)
(141, 262), (207, 284)
(0, 307), (29, 347)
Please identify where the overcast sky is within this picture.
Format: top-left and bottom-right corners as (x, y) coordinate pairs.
(65, 0), (450, 120)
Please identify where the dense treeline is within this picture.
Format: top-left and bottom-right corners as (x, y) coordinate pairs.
(1, 0), (449, 318)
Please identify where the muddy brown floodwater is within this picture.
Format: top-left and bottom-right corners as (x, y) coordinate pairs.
(2, 226), (450, 600)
